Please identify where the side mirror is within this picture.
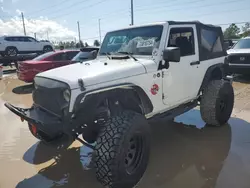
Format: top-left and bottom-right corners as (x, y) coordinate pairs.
(163, 47), (180, 62)
(90, 50), (98, 59)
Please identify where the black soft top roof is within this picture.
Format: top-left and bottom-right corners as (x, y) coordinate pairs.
(168, 21), (226, 60)
(168, 21), (221, 29)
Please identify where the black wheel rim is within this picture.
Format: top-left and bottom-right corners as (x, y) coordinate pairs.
(124, 134), (144, 175)
(8, 49), (17, 56)
(44, 47), (51, 52)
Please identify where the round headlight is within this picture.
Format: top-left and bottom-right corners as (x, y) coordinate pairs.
(63, 89), (71, 102)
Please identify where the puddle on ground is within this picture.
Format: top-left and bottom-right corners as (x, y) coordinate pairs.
(1, 77), (250, 188)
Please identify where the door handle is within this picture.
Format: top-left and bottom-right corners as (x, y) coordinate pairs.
(190, 61), (200, 66)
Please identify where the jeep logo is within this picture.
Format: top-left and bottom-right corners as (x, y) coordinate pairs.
(240, 57), (245, 61)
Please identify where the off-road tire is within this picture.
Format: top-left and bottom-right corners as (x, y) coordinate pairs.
(200, 80), (234, 126)
(5, 47), (18, 57)
(95, 110), (151, 188)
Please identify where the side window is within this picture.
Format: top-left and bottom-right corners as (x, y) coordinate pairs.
(27, 37), (37, 42)
(13, 37), (20, 42)
(201, 29), (223, 53)
(167, 27), (195, 57)
(66, 51), (79, 60)
(18, 37), (25, 42)
(4, 37), (12, 41)
(52, 53), (66, 61)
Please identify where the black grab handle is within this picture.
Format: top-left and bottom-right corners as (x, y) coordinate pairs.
(190, 61), (200, 66)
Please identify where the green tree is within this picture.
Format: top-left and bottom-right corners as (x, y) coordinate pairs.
(85, 42), (89, 47)
(241, 23), (250, 37)
(93, 40), (100, 46)
(70, 41), (75, 48)
(242, 23), (250, 33)
(80, 40), (84, 48)
(223, 23), (240, 39)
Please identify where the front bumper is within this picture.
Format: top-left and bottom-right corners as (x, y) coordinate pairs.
(5, 103), (64, 138)
(227, 64), (250, 74)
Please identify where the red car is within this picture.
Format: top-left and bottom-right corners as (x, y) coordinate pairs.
(17, 50), (79, 83)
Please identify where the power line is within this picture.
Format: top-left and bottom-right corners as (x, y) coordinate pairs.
(27, 0), (69, 15)
(136, 0), (246, 14)
(49, 0), (111, 20)
(37, 0), (91, 17)
(135, 0), (206, 12)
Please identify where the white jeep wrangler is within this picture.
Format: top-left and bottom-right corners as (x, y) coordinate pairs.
(5, 21), (234, 188)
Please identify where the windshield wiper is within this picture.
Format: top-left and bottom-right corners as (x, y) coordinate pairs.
(100, 52), (111, 59)
(117, 51), (138, 61)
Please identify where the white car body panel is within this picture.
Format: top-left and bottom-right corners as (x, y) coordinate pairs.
(37, 58), (156, 89)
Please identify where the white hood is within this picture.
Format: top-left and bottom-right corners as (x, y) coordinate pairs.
(227, 48), (250, 55)
(36, 58), (154, 89)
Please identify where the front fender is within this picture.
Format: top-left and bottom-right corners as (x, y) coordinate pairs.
(72, 83), (153, 121)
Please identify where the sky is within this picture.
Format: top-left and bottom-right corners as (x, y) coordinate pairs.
(0, 0), (250, 45)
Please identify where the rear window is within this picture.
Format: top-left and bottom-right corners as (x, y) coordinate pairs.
(33, 52), (55, 61)
(66, 51), (79, 60)
(72, 51), (91, 61)
(200, 28), (224, 60)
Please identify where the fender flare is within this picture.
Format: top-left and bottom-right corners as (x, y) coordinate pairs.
(198, 63), (225, 94)
(73, 84), (153, 120)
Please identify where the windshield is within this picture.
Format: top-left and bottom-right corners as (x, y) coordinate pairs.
(99, 25), (163, 56)
(72, 51), (91, 61)
(33, 51), (55, 61)
(232, 38), (250, 49)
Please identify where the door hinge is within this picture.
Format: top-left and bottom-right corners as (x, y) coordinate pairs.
(162, 93), (165, 99)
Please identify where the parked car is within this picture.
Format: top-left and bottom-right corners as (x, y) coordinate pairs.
(72, 47), (99, 62)
(17, 50), (79, 83)
(226, 37), (250, 75)
(0, 36), (54, 57)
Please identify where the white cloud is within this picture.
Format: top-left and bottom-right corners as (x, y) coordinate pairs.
(1, 6), (10, 14)
(15, 9), (22, 15)
(0, 17), (77, 41)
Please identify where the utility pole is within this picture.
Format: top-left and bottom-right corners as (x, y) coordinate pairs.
(46, 31), (49, 40)
(77, 21), (82, 47)
(130, 0), (134, 25)
(21, 12), (26, 36)
(98, 19), (102, 43)
(34, 33), (36, 39)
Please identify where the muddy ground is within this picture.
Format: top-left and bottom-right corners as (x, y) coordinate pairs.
(1, 73), (250, 188)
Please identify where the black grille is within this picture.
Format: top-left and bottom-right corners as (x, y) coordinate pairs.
(228, 54), (250, 64)
(32, 85), (68, 116)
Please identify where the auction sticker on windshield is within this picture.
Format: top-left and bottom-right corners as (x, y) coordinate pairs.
(137, 38), (155, 48)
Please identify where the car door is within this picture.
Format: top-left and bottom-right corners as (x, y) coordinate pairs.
(51, 52), (68, 68)
(16, 37), (27, 52)
(26, 37), (40, 52)
(162, 25), (200, 107)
